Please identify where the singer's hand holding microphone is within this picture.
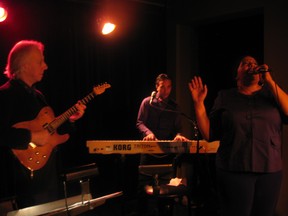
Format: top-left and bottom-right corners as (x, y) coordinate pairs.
(250, 64), (274, 84)
(249, 64), (271, 74)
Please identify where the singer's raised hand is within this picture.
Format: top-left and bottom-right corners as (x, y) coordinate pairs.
(188, 76), (208, 104)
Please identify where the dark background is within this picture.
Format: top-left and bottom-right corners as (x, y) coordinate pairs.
(0, 0), (263, 200)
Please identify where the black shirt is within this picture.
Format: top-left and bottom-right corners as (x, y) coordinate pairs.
(0, 79), (62, 208)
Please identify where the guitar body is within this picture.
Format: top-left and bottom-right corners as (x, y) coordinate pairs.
(12, 106), (69, 171)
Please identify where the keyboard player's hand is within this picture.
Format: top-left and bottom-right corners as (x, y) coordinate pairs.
(143, 133), (157, 141)
(174, 134), (189, 142)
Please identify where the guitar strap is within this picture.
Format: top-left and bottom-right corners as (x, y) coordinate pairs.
(15, 79), (48, 106)
(32, 88), (48, 107)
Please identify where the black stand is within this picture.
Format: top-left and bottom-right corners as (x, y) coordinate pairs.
(151, 98), (208, 210)
(179, 112), (205, 209)
(182, 113), (216, 211)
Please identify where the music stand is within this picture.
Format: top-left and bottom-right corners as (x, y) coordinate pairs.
(62, 163), (99, 209)
(7, 163), (124, 216)
(7, 191), (123, 216)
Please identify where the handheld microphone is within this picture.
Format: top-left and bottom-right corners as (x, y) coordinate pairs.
(249, 67), (272, 75)
(149, 91), (157, 105)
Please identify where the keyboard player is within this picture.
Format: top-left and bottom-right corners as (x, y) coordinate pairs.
(136, 73), (189, 168)
(136, 73), (190, 214)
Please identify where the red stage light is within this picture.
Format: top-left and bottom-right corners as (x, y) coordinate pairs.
(0, 6), (8, 22)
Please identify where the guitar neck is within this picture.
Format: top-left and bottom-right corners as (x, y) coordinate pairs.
(44, 83), (111, 133)
(48, 91), (95, 131)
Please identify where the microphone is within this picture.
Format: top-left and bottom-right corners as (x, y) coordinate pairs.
(149, 91), (157, 105)
(249, 67), (272, 74)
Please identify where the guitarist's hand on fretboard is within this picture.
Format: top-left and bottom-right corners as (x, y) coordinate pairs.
(69, 101), (86, 123)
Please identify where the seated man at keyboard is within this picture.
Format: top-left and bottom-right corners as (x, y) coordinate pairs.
(136, 73), (189, 215)
(136, 74), (189, 161)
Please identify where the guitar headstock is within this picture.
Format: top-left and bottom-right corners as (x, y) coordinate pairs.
(93, 83), (111, 95)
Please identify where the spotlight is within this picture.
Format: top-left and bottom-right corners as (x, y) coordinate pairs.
(0, 4), (8, 22)
(102, 22), (116, 35)
(97, 17), (116, 35)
